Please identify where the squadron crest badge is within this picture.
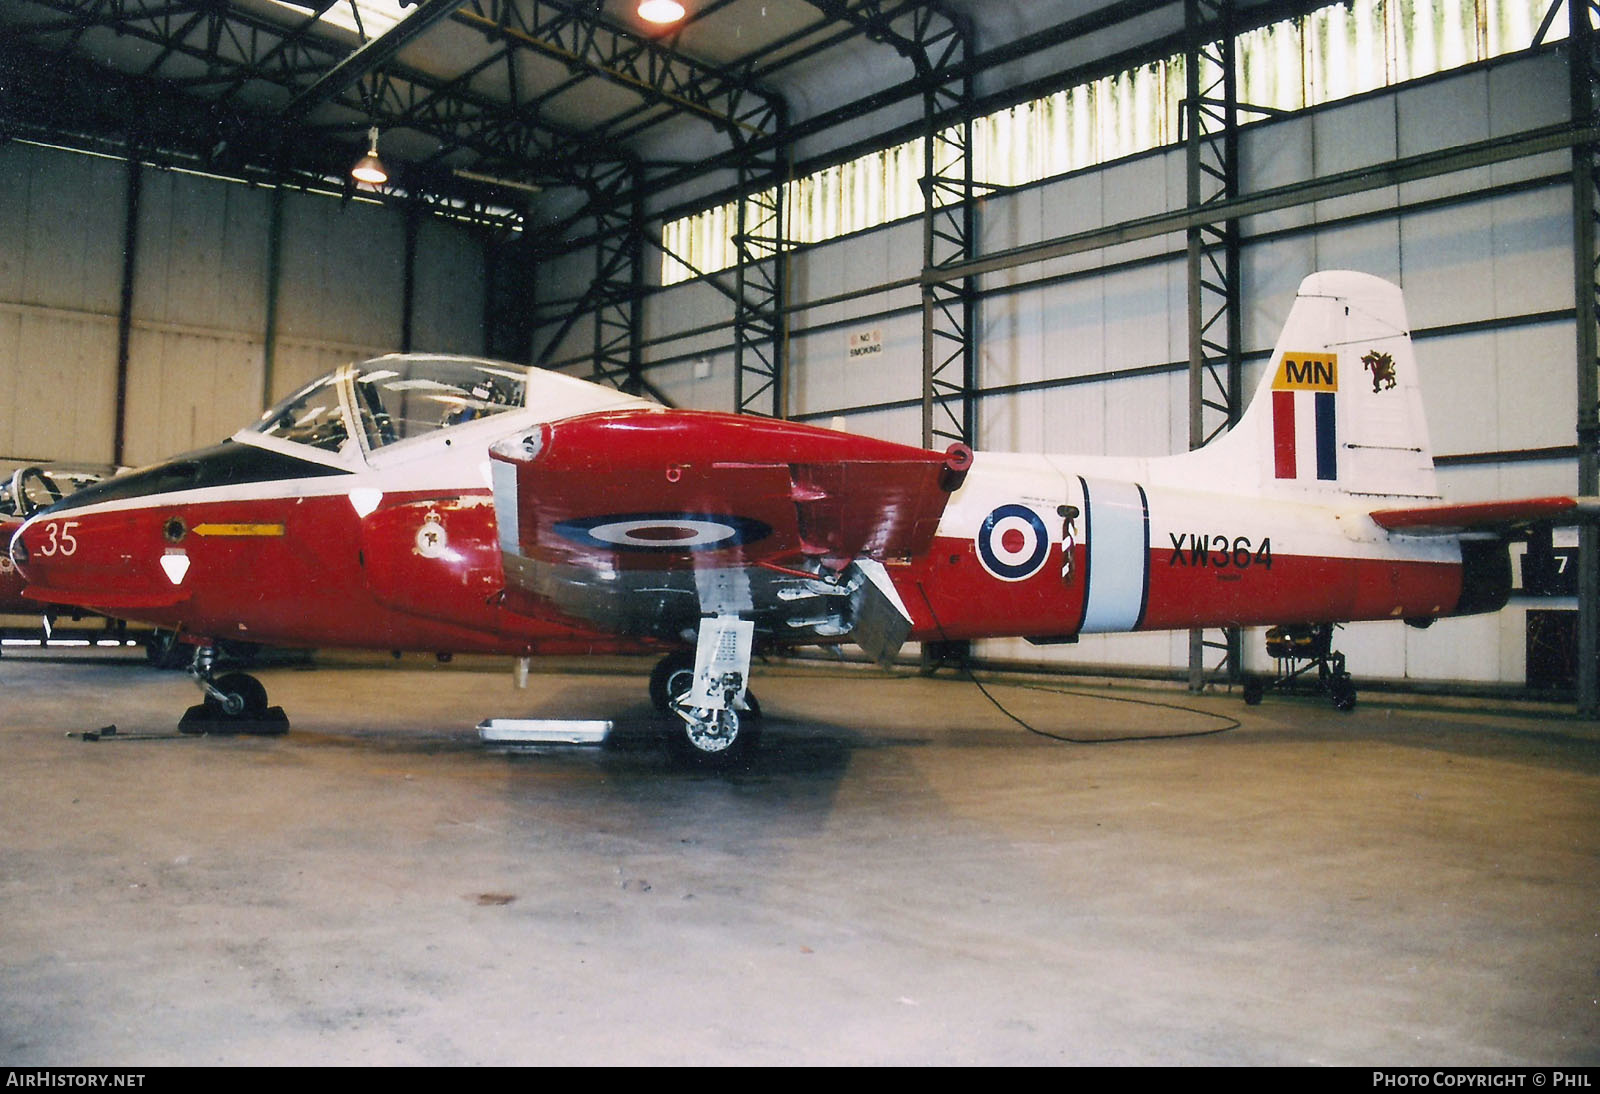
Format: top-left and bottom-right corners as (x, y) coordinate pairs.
(416, 510), (449, 558)
(1362, 349), (1397, 393)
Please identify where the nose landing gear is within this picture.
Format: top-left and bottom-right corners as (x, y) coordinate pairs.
(178, 645), (289, 735)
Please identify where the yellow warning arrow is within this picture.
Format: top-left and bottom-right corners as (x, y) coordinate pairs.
(190, 523), (285, 538)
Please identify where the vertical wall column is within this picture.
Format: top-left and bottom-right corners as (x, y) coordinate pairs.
(1185, 0), (1244, 692)
(401, 200), (420, 353)
(112, 156), (142, 468)
(918, 13), (979, 452)
(794, 0), (978, 444)
(733, 110), (791, 419)
(532, 161), (653, 399)
(484, 229), (534, 366)
(1571, 0), (1600, 716)
(919, 75), (979, 449)
(261, 184), (285, 409)
(589, 183), (648, 395)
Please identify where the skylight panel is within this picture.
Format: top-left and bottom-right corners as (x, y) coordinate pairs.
(264, 0), (412, 39)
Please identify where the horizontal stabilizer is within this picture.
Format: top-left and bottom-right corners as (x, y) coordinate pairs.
(1370, 496), (1600, 536)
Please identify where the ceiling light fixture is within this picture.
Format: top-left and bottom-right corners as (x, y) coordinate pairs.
(637, 0), (685, 25)
(351, 125), (389, 186)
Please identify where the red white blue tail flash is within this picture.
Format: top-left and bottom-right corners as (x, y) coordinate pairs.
(1270, 353), (1339, 482)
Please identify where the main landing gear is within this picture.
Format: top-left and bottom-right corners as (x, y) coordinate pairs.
(649, 616), (763, 768)
(177, 645), (289, 735)
(1241, 623), (1357, 711)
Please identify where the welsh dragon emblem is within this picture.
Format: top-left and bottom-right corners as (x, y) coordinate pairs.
(1362, 349), (1397, 394)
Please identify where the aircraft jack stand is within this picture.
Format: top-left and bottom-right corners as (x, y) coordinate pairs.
(1242, 624), (1357, 711)
(178, 646), (289, 735)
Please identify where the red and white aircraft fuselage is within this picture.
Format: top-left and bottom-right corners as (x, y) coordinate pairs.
(9, 272), (1574, 760)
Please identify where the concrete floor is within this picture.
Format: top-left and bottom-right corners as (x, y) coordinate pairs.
(1, 648), (1597, 1066)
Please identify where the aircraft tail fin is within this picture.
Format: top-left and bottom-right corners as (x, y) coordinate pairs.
(1228, 271), (1438, 501)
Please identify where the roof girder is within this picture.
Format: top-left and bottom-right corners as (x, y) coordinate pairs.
(2, 0), (617, 188)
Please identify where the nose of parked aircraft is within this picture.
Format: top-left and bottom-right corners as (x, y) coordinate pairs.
(9, 485), (186, 615)
(5, 522), (27, 578)
(10, 507), (70, 591)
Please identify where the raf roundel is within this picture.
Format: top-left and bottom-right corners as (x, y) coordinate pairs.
(976, 503), (1051, 582)
(554, 513), (771, 553)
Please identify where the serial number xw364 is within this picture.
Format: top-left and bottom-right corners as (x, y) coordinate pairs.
(1166, 533), (1273, 569)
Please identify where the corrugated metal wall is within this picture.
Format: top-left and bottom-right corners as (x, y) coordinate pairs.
(0, 147), (126, 469)
(0, 145), (488, 472)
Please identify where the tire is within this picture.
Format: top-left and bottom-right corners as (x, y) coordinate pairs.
(653, 651), (762, 768)
(206, 672), (268, 719)
(1330, 674), (1357, 712)
(649, 650), (697, 713)
(664, 706), (760, 770)
(1242, 678), (1264, 706)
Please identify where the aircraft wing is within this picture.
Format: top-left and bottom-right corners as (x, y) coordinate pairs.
(487, 407), (968, 655)
(1369, 496), (1600, 536)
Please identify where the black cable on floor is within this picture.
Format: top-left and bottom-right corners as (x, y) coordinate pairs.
(914, 581), (1241, 744)
(961, 670), (1241, 744)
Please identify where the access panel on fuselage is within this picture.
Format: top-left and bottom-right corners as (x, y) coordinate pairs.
(903, 467), (1154, 642)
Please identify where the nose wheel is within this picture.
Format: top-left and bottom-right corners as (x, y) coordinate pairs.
(178, 646), (289, 735)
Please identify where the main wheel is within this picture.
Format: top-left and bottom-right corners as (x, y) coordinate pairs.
(1242, 677), (1265, 706)
(650, 652), (763, 719)
(1329, 673), (1357, 712)
(654, 655), (762, 769)
(649, 650), (696, 714)
(665, 704), (760, 769)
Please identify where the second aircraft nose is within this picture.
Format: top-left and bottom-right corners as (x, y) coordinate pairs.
(9, 510), (83, 590)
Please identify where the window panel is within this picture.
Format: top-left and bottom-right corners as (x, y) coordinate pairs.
(659, 0), (1560, 286)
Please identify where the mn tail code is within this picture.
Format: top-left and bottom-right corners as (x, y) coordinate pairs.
(1273, 353), (1338, 392)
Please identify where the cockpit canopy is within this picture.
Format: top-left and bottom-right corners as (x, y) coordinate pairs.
(251, 357), (530, 457)
(1, 466), (106, 520)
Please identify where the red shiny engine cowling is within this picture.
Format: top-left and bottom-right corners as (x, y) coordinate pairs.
(491, 407), (959, 573)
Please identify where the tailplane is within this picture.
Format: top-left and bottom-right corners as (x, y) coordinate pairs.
(1223, 271), (1439, 501)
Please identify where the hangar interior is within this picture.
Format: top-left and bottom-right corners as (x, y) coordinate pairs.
(1, 0), (1598, 701)
(2, 0), (1599, 1067)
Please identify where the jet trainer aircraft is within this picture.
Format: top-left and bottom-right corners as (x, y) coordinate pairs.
(9, 271), (1589, 762)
